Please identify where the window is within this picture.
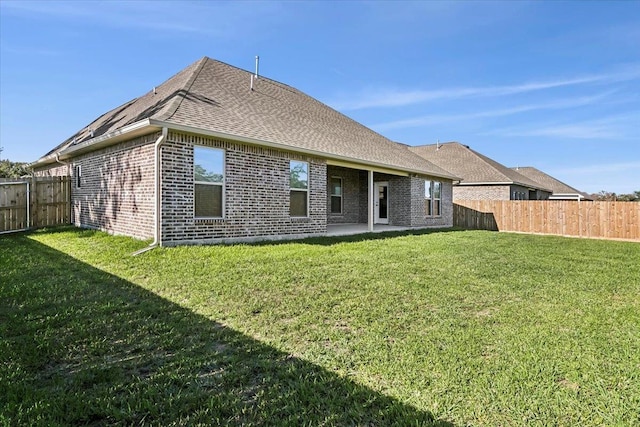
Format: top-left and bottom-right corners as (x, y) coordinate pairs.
(290, 160), (308, 217)
(74, 165), (81, 188)
(425, 180), (442, 216)
(330, 177), (342, 214)
(194, 146), (224, 218)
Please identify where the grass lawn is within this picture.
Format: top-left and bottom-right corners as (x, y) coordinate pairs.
(1, 227), (639, 426)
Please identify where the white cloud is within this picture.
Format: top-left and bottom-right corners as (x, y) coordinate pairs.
(550, 162), (640, 194)
(550, 161), (640, 176)
(1, 0), (285, 37)
(0, 43), (61, 56)
(329, 68), (640, 111)
(372, 92), (615, 131)
(494, 124), (622, 140)
(486, 111), (640, 140)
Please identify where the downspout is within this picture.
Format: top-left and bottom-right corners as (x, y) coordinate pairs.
(55, 152), (67, 165)
(132, 127), (167, 256)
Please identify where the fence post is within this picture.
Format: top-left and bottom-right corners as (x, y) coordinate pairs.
(30, 176), (37, 229)
(578, 197), (582, 238)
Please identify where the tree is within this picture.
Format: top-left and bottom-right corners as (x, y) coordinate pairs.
(194, 164), (222, 183)
(0, 160), (31, 179)
(593, 191), (617, 201)
(289, 163), (308, 189)
(592, 190), (640, 201)
(616, 191), (640, 202)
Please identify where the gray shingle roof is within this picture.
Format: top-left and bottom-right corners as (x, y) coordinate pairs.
(511, 166), (591, 199)
(409, 142), (551, 191)
(38, 57), (454, 179)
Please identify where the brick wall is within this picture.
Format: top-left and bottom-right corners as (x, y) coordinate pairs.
(34, 134), (158, 239)
(34, 131), (455, 243)
(358, 170), (369, 224)
(388, 175), (453, 228)
(325, 169), (453, 228)
(454, 185), (511, 201)
(454, 184), (551, 201)
(160, 132), (327, 245)
(75, 134), (157, 239)
(326, 166), (361, 224)
(387, 174), (410, 225)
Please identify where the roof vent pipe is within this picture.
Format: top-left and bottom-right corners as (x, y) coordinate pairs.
(250, 74), (254, 91)
(436, 139), (440, 150)
(153, 87), (157, 95)
(255, 55), (259, 79)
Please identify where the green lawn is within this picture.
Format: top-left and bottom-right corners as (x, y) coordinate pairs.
(1, 227), (639, 426)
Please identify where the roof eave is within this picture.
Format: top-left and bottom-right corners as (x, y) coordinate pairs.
(150, 119), (460, 180)
(549, 193), (587, 200)
(31, 119), (158, 168)
(457, 180), (551, 192)
(457, 181), (514, 186)
(32, 117), (459, 180)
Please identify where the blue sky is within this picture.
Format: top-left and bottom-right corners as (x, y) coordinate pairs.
(1, 1), (638, 194)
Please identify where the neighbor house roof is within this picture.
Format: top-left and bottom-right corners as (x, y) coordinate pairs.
(34, 57), (456, 179)
(510, 166), (592, 200)
(408, 142), (550, 191)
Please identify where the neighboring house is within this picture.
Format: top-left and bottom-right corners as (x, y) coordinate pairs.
(31, 57), (457, 245)
(408, 142), (552, 201)
(510, 166), (592, 201)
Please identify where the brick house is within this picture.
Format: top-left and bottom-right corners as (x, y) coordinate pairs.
(31, 57), (457, 245)
(408, 142), (552, 201)
(510, 166), (592, 201)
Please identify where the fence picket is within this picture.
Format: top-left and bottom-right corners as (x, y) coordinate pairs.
(0, 177), (71, 233)
(454, 200), (639, 241)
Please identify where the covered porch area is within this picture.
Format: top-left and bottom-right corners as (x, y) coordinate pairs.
(325, 162), (428, 232)
(326, 223), (425, 237)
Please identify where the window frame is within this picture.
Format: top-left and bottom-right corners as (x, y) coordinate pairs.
(329, 176), (343, 215)
(290, 160), (309, 218)
(425, 180), (442, 217)
(193, 146), (225, 219)
(74, 165), (81, 188)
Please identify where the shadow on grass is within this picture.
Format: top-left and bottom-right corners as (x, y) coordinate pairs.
(251, 227), (466, 247)
(0, 234), (453, 426)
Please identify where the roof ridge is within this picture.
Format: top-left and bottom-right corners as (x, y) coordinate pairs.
(206, 56), (304, 96)
(412, 141), (459, 148)
(208, 58), (444, 172)
(511, 166), (582, 194)
(465, 146), (516, 183)
(154, 56), (210, 122)
(457, 146), (549, 190)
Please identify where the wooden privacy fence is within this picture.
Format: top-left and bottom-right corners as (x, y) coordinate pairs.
(454, 200), (640, 241)
(0, 177), (71, 234)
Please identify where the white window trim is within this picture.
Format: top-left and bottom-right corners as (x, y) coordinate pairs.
(425, 180), (442, 217)
(74, 164), (81, 189)
(194, 146), (225, 219)
(290, 160), (309, 218)
(433, 181), (442, 217)
(330, 176), (343, 215)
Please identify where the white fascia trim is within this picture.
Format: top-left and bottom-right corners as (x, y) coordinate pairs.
(60, 119), (157, 157)
(549, 193), (584, 200)
(457, 181), (514, 186)
(149, 119), (458, 180)
(31, 119), (159, 168)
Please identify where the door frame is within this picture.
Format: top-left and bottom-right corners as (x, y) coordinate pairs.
(374, 181), (389, 224)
